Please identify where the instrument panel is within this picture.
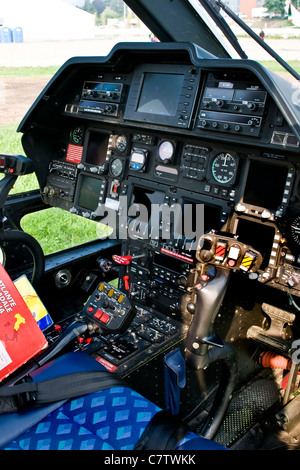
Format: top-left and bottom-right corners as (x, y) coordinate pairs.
(21, 43), (300, 299)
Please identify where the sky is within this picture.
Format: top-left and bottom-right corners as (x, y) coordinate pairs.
(63, 0), (85, 6)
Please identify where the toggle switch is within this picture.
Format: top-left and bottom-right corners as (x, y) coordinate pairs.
(123, 275), (130, 291)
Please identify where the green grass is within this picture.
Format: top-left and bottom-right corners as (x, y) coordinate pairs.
(0, 66), (59, 78)
(259, 60), (300, 73)
(0, 122), (23, 153)
(21, 208), (112, 255)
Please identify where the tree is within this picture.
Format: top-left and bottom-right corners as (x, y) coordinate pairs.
(82, 0), (96, 13)
(94, 0), (106, 15)
(103, 0), (124, 16)
(100, 6), (119, 24)
(79, 0), (125, 25)
(80, 0), (123, 19)
(263, 0), (286, 16)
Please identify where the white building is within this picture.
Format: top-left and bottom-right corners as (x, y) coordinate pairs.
(0, 0), (95, 41)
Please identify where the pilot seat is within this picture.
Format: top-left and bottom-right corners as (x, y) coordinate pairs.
(0, 351), (225, 451)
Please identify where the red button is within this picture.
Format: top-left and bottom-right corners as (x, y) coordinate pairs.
(88, 306), (94, 312)
(94, 309), (103, 319)
(100, 312), (110, 324)
(228, 259), (236, 267)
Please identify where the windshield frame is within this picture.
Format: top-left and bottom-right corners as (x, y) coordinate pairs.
(124, 0), (237, 58)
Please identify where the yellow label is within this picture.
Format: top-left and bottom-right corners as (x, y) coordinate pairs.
(108, 289), (114, 297)
(14, 313), (26, 331)
(241, 256), (253, 267)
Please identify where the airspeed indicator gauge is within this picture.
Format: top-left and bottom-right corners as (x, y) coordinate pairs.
(211, 152), (238, 185)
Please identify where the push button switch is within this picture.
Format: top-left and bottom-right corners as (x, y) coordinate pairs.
(100, 312), (110, 324)
(84, 281), (136, 333)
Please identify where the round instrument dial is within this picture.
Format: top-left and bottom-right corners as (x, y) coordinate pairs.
(291, 215), (300, 246)
(116, 135), (127, 153)
(110, 158), (123, 177)
(211, 152), (238, 185)
(72, 126), (84, 145)
(158, 141), (174, 162)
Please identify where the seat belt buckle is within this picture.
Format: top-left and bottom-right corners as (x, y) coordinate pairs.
(15, 375), (37, 410)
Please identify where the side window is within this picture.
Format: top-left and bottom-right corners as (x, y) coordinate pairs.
(21, 207), (113, 255)
(0, 123), (39, 192)
(10, 173), (39, 193)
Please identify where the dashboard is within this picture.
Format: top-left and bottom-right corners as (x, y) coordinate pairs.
(19, 42), (300, 311)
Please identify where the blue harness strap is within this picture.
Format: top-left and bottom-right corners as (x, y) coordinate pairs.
(164, 348), (186, 415)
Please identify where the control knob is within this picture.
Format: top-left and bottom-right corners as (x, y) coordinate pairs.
(187, 302), (196, 314)
(177, 275), (187, 287)
(105, 105), (115, 113)
(247, 102), (257, 111)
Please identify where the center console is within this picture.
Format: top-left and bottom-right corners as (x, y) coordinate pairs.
(80, 277), (187, 378)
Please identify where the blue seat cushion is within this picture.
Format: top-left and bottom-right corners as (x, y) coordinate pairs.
(0, 351), (106, 448)
(4, 386), (161, 450)
(1, 352), (226, 450)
